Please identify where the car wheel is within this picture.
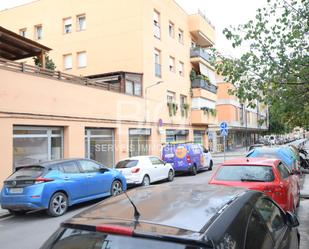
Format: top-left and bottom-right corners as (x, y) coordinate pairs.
(8, 210), (26, 216)
(47, 192), (68, 217)
(141, 175), (150, 186)
(111, 180), (123, 196)
(209, 160), (213, 171)
(191, 165), (197, 175)
(167, 170), (174, 182)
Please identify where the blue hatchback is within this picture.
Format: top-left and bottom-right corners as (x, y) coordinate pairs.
(0, 158), (126, 216)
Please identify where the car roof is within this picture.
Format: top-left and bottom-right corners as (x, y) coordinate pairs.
(222, 157), (280, 166)
(16, 158), (89, 168)
(118, 156), (158, 161)
(65, 183), (248, 235)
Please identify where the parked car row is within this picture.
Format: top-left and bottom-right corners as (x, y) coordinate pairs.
(0, 142), (212, 217)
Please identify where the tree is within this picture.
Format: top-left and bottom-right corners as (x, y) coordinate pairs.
(33, 54), (56, 70)
(213, 0), (309, 129)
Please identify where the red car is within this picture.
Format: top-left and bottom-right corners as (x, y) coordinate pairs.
(209, 158), (300, 212)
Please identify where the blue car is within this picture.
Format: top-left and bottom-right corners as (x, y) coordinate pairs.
(0, 158), (126, 217)
(246, 147), (298, 172)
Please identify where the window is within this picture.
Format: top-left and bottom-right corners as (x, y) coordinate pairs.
(169, 56), (175, 72)
(215, 165), (275, 182)
(255, 198), (286, 241)
(125, 80), (141, 96)
(191, 41), (196, 48)
(168, 21), (174, 37)
(167, 91), (175, 103)
(35, 25), (43, 40)
(77, 14), (86, 31)
(63, 54), (72, 70)
(179, 61), (184, 76)
(85, 129), (115, 167)
(245, 210), (274, 249)
(77, 51), (87, 68)
(277, 163), (290, 179)
(178, 29), (184, 44)
(115, 160), (138, 169)
(129, 135), (149, 157)
(154, 49), (161, 77)
(19, 28), (27, 37)
(149, 157), (163, 165)
(180, 95), (187, 107)
(13, 126), (63, 168)
(153, 10), (160, 39)
(59, 161), (80, 174)
(194, 131), (204, 145)
(63, 18), (72, 34)
(79, 160), (101, 173)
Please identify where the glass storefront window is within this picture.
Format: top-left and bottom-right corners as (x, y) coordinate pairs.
(194, 131), (204, 145)
(13, 126), (63, 168)
(85, 129), (115, 167)
(129, 135), (148, 157)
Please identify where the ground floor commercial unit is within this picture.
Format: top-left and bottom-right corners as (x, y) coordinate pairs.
(208, 127), (266, 152)
(0, 114), (210, 186)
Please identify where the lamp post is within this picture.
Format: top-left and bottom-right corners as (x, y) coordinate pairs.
(144, 80), (163, 122)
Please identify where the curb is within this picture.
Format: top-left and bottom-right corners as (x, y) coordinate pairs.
(0, 211), (11, 219)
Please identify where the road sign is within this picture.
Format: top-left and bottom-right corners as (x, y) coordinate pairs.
(220, 122), (228, 137)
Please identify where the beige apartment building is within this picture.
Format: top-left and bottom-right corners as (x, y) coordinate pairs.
(210, 76), (268, 152)
(0, 0), (218, 184)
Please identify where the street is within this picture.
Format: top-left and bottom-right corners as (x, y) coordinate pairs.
(0, 169), (215, 249)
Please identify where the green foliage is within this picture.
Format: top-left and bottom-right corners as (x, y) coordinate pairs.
(212, 0), (309, 129)
(33, 54), (56, 70)
(181, 103), (190, 117)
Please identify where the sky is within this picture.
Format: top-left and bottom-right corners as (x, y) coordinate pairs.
(0, 0), (267, 57)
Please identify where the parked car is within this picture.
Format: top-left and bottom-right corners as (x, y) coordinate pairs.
(209, 158), (300, 212)
(162, 142), (213, 175)
(40, 184), (300, 249)
(248, 143), (264, 152)
(269, 135), (276, 145)
(247, 147), (301, 175)
(0, 158), (126, 217)
(115, 156), (174, 186)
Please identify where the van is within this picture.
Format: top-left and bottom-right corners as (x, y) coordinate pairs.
(161, 143), (213, 175)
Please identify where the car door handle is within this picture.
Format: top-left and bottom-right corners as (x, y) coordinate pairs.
(64, 177), (70, 180)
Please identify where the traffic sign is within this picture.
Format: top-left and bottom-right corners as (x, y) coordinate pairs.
(220, 122), (228, 137)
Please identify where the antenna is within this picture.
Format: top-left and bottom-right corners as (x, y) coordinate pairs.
(124, 191), (140, 222)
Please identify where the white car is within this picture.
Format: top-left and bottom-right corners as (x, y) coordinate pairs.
(115, 156), (174, 186)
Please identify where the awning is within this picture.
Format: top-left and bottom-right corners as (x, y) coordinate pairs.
(166, 129), (189, 136)
(129, 128), (151, 136)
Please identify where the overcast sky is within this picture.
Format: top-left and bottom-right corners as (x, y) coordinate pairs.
(0, 0), (267, 57)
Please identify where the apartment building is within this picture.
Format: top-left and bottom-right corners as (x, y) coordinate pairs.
(0, 0), (217, 184)
(210, 76), (268, 152)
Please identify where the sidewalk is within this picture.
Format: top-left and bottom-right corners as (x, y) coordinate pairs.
(212, 147), (247, 158)
(0, 207), (10, 218)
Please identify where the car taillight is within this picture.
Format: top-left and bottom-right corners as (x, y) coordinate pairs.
(96, 225), (133, 236)
(35, 177), (54, 184)
(186, 155), (191, 164)
(131, 168), (140, 173)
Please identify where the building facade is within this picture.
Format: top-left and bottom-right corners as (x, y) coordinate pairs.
(0, 0), (218, 185)
(210, 76), (268, 152)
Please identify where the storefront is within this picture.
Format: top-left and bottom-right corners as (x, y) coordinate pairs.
(129, 128), (151, 157)
(13, 126), (63, 168)
(166, 129), (189, 143)
(85, 128), (115, 167)
(193, 130), (205, 145)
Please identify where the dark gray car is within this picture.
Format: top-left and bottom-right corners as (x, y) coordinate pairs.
(40, 184), (300, 249)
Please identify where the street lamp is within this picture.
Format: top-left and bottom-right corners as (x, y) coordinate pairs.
(144, 80), (163, 122)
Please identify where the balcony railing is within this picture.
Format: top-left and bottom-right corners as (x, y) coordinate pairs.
(190, 47), (211, 63)
(0, 57), (122, 92)
(155, 63), (161, 77)
(191, 77), (217, 94)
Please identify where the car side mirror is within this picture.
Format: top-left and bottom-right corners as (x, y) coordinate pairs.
(99, 168), (108, 173)
(285, 212), (299, 227)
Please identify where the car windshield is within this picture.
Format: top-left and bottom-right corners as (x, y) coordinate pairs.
(41, 228), (209, 249)
(215, 165), (275, 182)
(8, 166), (45, 180)
(115, 160), (138, 168)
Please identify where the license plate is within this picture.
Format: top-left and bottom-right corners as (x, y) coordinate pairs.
(9, 188), (23, 194)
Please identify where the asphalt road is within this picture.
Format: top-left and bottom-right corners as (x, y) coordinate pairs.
(0, 169), (215, 249)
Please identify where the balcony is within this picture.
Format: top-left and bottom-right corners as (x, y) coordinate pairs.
(188, 13), (215, 47)
(191, 77), (217, 94)
(190, 47), (211, 63)
(191, 109), (217, 125)
(155, 63), (161, 77)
